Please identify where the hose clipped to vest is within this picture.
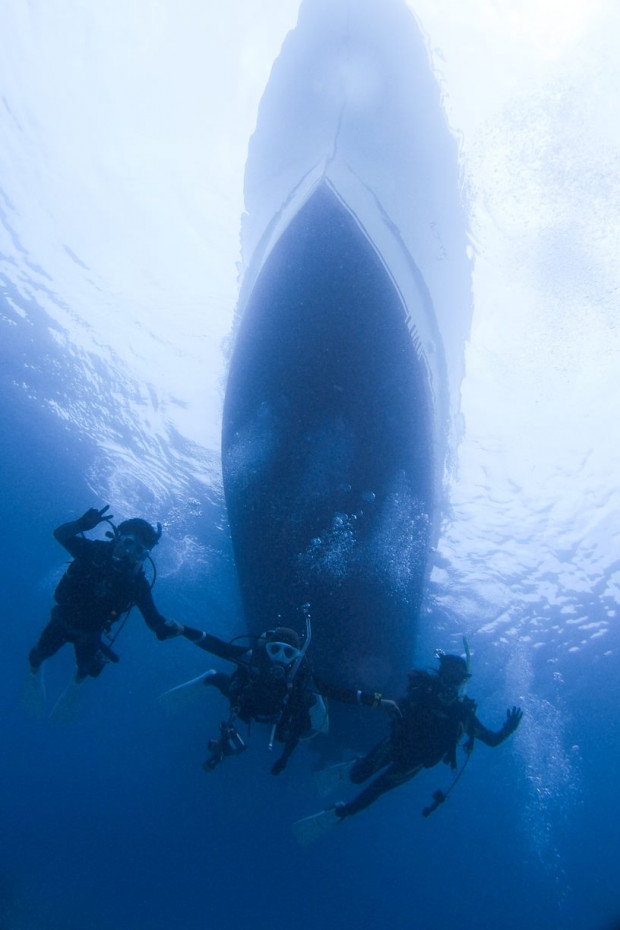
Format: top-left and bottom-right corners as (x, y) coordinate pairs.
(422, 733), (474, 817)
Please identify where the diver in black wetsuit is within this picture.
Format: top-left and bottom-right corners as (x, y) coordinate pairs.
(178, 623), (321, 775)
(334, 653), (522, 819)
(28, 505), (182, 686)
(294, 651), (522, 843)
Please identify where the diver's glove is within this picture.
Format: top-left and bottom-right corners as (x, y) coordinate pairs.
(502, 706), (523, 736)
(156, 620), (183, 641)
(76, 505), (112, 532)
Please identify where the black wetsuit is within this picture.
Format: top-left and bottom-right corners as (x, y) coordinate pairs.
(337, 670), (515, 819)
(29, 520), (172, 679)
(191, 632), (317, 774)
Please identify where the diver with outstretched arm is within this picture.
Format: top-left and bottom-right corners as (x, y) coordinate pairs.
(162, 620), (321, 775)
(166, 621), (399, 774)
(182, 624), (396, 705)
(293, 649), (522, 846)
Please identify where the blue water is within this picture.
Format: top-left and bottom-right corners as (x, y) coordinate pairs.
(2, 2), (620, 929)
(2, 290), (618, 930)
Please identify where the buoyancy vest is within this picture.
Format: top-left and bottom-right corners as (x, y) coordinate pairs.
(229, 652), (313, 741)
(391, 672), (475, 769)
(54, 540), (138, 632)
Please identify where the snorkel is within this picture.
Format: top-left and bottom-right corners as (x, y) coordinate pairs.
(267, 603), (312, 752)
(287, 603), (312, 684)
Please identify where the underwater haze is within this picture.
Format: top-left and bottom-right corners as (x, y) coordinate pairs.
(2, 2), (620, 929)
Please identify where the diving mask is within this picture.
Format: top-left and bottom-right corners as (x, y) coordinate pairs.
(114, 533), (149, 564)
(266, 641), (301, 665)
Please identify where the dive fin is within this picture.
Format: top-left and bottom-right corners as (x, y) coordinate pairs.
(308, 692), (329, 735)
(158, 670), (214, 714)
(22, 667), (46, 719)
(49, 677), (82, 725)
(293, 806), (342, 847)
(315, 760), (354, 798)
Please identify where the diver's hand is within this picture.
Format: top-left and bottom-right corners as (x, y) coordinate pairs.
(77, 505), (112, 532)
(502, 706), (523, 736)
(156, 620), (183, 641)
(463, 737), (475, 755)
(380, 699), (402, 718)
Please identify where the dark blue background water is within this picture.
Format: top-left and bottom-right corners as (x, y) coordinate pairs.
(2, 360), (619, 930)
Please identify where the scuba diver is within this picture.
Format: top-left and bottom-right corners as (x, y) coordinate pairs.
(25, 505), (182, 720)
(162, 608), (400, 776)
(294, 648), (523, 845)
(164, 611), (321, 775)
